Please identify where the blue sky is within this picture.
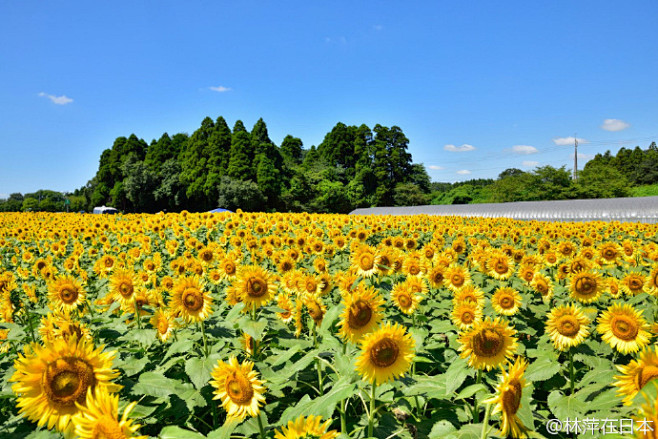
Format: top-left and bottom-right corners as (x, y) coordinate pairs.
(1, 1), (657, 197)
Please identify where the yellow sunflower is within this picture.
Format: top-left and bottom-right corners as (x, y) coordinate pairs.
(620, 272), (647, 297)
(451, 300), (483, 330)
(356, 321), (415, 384)
(150, 309), (174, 342)
(487, 253), (515, 280)
(453, 285), (486, 308)
(427, 265), (445, 289)
(209, 356), (266, 422)
(458, 317), (518, 371)
(444, 264), (472, 293)
(10, 337), (120, 436)
(73, 387), (146, 439)
(351, 245), (378, 278)
(170, 276), (213, 323)
(634, 389), (658, 439)
(47, 275), (86, 313)
(483, 357), (530, 438)
(338, 285), (384, 343)
(303, 293), (326, 327)
(491, 287), (522, 316)
(274, 415), (339, 439)
(597, 303), (651, 354)
(529, 272), (554, 301)
(232, 265), (276, 311)
(545, 303), (591, 351)
(390, 282), (423, 315)
(109, 269), (139, 305)
(275, 293), (295, 323)
(569, 271), (603, 303)
(614, 347), (658, 405)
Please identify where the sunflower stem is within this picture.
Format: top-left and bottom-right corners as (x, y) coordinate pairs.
(368, 381), (377, 438)
(201, 320), (209, 357)
(473, 369), (482, 422)
(133, 296), (142, 329)
(569, 349), (575, 395)
(256, 411), (266, 439)
(340, 398), (348, 435)
(316, 358), (324, 395)
(480, 402), (492, 439)
(251, 303), (257, 322)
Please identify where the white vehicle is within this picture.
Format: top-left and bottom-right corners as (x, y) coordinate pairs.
(92, 206), (119, 214)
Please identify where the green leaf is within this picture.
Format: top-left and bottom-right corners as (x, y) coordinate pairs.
(455, 423), (483, 439)
(268, 345), (301, 368)
(163, 338), (195, 361)
(405, 375), (447, 398)
(548, 390), (584, 420)
(586, 388), (621, 413)
(116, 356), (148, 377)
(242, 317), (268, 340)
(207, 423), (239, 439)
(454, 384), (488, 401)
(185, 354), (221, 389)
(119, 328), (156, 347)
(278, 377), (356, 425)
(524, 356), (561, 382)
(132, 372), (181, 398)
(320, 303), (342, 332)
(159, 426), (206, 439)
(445, 357), (471, 396)
(428, 420), (458, 439)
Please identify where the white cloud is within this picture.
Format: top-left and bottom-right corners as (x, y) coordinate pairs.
(511, 145), (538, 155)
(456, 170), (471, 175)
(444, 143), (476, 152)
(39, 92), (73, 105)
(522, 160), (539, 168)
(577, 153), (593, 160)
(552, 136), (588, 146)
(373, 24), (384, 31)
(209, 86), (231, 92)
(428, 165), (444, 170)
(601, 118), (630, 131)
(0, 193), (8, 200)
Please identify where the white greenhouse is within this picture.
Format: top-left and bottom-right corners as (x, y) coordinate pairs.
(349, 196), (658, 224)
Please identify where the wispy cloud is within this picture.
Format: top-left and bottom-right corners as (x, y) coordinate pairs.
(601, 118), (630, 131)
(444, 144), (476, 152)
(511, 145), (538, 155)
(324, 36), (347, 44)
(456, 170), (471, 175)
(522, 160), (539, 168)
(209, 86), (231, 93)
(552, 136), (588, 146)
(373, 24), (384, 31)
(428, 165), (444, 170)
(577, 153), (593, 160)
(39, 92), (73, 105)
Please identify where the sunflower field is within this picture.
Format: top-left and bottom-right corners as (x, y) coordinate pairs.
(1, 211), (658, 439)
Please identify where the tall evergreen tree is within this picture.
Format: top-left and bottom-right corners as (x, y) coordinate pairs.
(180, 117), (215, 209)
(228, 120), (255, 181)
(280, 135), (303, 164)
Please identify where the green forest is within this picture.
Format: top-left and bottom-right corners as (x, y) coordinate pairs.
(0, 116), (656, 213)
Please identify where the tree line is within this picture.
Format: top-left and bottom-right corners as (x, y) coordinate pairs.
(429, 141), (658, 204)
(0, 117), (431, 213)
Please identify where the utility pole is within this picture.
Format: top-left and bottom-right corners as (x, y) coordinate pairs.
(573, 133), (578, 182)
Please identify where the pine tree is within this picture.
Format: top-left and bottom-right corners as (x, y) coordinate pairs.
(228, 120), (255, 181)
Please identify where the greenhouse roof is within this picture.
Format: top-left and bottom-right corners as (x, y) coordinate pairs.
(349, 196), (658, 223)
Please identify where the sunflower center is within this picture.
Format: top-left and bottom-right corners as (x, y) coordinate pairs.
(182, 288), (204, 311)
(628, 278), (643, 291)
(224, 262), (236, 275)
(501, 380), (522, 415)
(359, 254), (375, 271)
(535, 281), (548, 295)
(494, 262), (508, 274)
(637, 365), (658, 390)
(92, 416), (128, 439)
(157, 319), (169, 334)
(431, 271), (444, 284)
(42, 357), (95, 406)
(408, 264), (420, 276)
(575, 276), (596, 296)
(369, 338), (400, 368)
(246, 278), (268, 298)
(499, 296), (514, 309)
(451, 274), (464, 287)
(348, 300), (373, 329)
(398, 293), (412, 308)
(610, 316), (639, 341)
(59, 286), (78, 304)
(556, 315), (580, 337)
(119, 282), (133, 298)
(603, 249), (616, 260)
(104, 258), (114, 268)
(461, 311), (474, 324)
(472, 329), (503, 358)
(226, 372), (254, 404)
